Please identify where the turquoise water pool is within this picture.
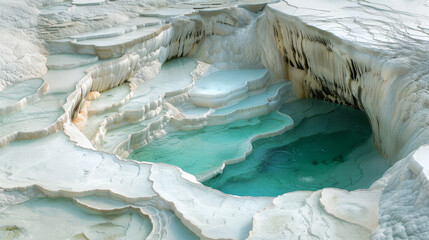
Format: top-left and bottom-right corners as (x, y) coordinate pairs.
(128, 111), (293, 180)
(204, 99), (390, 196)
(129, 98), (389, 197)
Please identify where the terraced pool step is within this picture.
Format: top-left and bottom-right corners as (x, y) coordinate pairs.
(0, 93), (67, 143)
(100, 112), (168, 154)
(70, 26), (137, 41)
(87, 83), (133, 115)
(82, 58), (197, 147)
(140, 8), (193, 18)
(42, 64), (95, 93)
(72, 25), (162, 48)
(189, 69), (270, 108)
(0, 78), (48, 116)
(72, 0), (106, 6)
(208, 81), (295, 125)
(46, 54), (99, 70)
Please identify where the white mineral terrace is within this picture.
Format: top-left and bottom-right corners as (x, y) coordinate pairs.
(0, 0), (428, 239)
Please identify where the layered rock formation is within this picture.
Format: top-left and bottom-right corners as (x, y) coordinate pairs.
(0, 0), (428, 239)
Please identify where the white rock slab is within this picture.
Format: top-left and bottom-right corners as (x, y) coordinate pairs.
(189, 69), (269, 108)
(46, 54), (99, 70)
(0, 78), (48, 116)
(150, 163), (273, 240)
(247, 191), (371, 240)
(320, 188), (381, 231)
(0, 93), (66, 139)
(75, 196), (200, 240)
(72, 0), (106, 6)
(39, 2), (72, 16)
(0, 131), (156, 199)
(141, 8), (193, 18)
(87, 82), (132, 114)
(207, 81), (296, 125)
(74, 26), (162, 48)
(70, 26), (136, 41)
(0, 197), (152, 240)
(42, 64), (96, 93)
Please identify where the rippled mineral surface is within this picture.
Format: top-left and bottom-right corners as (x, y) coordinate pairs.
(1, 0), (429, 239)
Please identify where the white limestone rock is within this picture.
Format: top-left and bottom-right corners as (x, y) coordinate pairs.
(150, 163), (273, 240)
(0, 0), (428, 239)
(248, 190), (372, 240)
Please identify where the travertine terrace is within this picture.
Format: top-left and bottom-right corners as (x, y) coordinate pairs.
(1, 0), (429, 239)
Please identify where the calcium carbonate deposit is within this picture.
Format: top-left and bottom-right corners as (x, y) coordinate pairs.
(0, 0), (428, 239)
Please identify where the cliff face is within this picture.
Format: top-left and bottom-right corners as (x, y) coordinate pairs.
(255, 3), (429, 238)
(258, 2), (429, 164)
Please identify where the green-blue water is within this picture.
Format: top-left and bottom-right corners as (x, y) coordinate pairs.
(128, 111), (293, 179)
(129, 98), (389, 197)
(203, 99), (390, 196)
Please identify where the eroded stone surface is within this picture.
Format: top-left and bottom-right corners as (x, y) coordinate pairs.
(0, 0), (428, 239)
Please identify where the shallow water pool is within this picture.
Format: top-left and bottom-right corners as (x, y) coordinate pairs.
(128, 111), (292, 180)
(203, 99), (390, 196)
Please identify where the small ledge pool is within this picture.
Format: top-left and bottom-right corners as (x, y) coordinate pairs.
(128, 111), (293, 180)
